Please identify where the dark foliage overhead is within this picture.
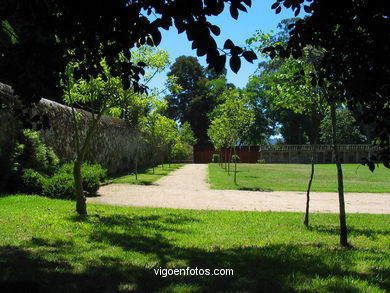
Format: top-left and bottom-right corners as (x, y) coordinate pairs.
(0, 0), (255, 109)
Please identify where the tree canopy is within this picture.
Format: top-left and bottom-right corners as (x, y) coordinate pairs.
(0, 0), (256, 114)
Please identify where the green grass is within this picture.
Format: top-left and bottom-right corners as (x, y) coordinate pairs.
(0, 195), (389, 292)
(110, 163), (184, 185)
(208, 163), (390, 193)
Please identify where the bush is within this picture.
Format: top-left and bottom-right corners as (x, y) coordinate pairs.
(43, 171), (74, 199)
(17, 130), (59, 175)
(212, 154), (220, 163)
(171, 141), (192, 161)
(231, 154), (240, 163)
(20, 168), (46, 194)
(56, 162), (107, 194)
(257, 159), (265, 164)
(81, 163), (107, 193)
(21, 161), (107, 199)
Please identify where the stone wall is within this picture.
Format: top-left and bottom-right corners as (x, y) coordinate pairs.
(0, 84), (165, 175)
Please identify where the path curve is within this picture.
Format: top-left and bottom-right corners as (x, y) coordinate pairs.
(89, 164), (390, 214)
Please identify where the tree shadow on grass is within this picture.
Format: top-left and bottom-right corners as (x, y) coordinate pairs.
(0, 213), (389, 292)
(310, 224), (390, 240)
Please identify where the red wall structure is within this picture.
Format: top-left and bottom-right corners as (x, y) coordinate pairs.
(193, 146), (259, 163)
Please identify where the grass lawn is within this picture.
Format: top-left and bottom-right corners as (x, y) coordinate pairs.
(0, 195), (389, 292)
(110, 163), (184, 185)
(208, 163), (390, 193)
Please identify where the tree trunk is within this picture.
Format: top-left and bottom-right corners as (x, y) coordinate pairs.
(74, 159), (87, 215)
(224, 148), (227, 170)
(330, 101), (349, 247)
(304, 159), (315, 227)
(135, 144), (138, 181)
(228, 147), (232, 176)
(233, 146), (237, 184)
(304, 116), (319, 227)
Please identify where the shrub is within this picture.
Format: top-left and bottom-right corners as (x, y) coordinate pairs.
(171, 141), (192, 161)
(56, 162), (107, 194)
(36, 162), (107, 199)
(212, 154), (220, 163)
(16, 130), (59, 175)
(43, 171), (74, 199)
(257, 159), (265, 164)
(81, 163), (107, 193)
(231, 154), (240, 163)
(20, 168), (46, 194)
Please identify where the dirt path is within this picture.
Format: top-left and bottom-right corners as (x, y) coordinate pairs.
(89, 164), (390, 214)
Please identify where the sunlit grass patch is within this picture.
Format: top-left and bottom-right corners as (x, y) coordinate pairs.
(208, 163), (390, 192)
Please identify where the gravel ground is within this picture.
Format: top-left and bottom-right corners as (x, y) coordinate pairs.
(88, 164), (390, 214)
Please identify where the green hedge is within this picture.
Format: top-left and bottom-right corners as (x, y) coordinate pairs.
(21, 162), (107, 199)
(20, 168), (46, 195)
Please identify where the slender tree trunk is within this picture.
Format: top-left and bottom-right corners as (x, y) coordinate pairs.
(71, 107), (102, 216)
(74, 158), (87, 215)
(233, 146), (237, 184)
(228, 147), (232, 176)
(330, 100), (349, 247)
(304, 158), (315, 227)
(224, 148), (227, 170)
(304, 121), (319, 227)
(135, 144), (138, 181)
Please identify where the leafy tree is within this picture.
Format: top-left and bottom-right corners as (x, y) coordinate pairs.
(208, 115), (230, 168)
(179, 122), (197, 146)
(241, 75), (277, 145)
(208, 89), (254, 184)
(165, 56), (206, 121)
(320, 108), (366, 145)
(165, 56), (225, 145)
(62, 56), (137, 215)
(251, 16), (351, 243)
(266, 0), (390, 246)
(269, 0), (390, 172)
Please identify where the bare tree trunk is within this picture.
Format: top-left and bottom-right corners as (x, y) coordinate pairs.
(304, 158), (315, 227)
(135, 143), (139, 181)
(233, 146), (237, 184)
(71, 107), (102, 216)
(304, 120), (319, 227)
(73, 159), (86, 215)
(224, 148), (227, 170)
(228, 147), (232, 176)
(330, 100), (349, 247)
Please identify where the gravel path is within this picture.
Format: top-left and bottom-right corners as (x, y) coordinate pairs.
(89, 164), (390, 214)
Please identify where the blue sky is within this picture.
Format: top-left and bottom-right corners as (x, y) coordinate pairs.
(148, 0), (297, 91)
